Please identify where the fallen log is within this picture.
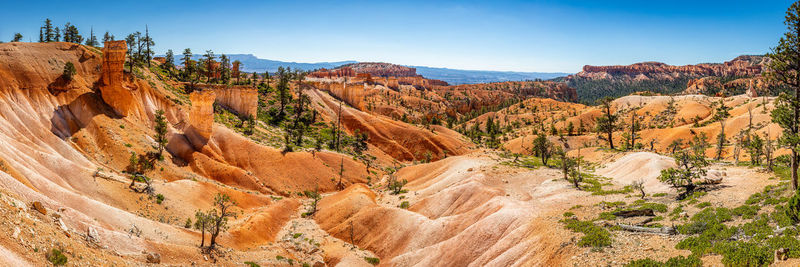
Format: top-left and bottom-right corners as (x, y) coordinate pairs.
(613, 208), (655, 218)
(636, 217), (654, 226)
(617, 223), (676, 235)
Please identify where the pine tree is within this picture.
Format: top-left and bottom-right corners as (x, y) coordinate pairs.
(11, 33), (22, 42)
(181, 48), (193, 80)
(164, 49), (175, 74)
(203, 50), (215, 82)
(144, 26), (154, 67)
(53, 27), (60, 42)
(43, 18), (54, 42)
(767, 1), (800, 189)
(125, 34), (136, 71)
(103, 31), (114, 42)
(152, 110), (168, 158)
(85, 27), (98, 47)
(594, 97), (618, 149)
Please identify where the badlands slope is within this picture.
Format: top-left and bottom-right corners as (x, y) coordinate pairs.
(0, 41), (793, 267)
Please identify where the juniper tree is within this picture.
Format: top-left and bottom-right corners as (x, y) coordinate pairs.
(193, 210), (210, 248)
(11, 33), (22, 42)
(207, 193), (237, 251)
(767, 1), (800, 189)
(659, 148), (708, 200)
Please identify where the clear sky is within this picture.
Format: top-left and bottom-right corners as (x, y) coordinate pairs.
(0, 0), (794, 73)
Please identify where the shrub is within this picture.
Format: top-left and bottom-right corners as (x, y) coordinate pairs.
(62, 62), (76, 81)
(244, 261), (261, 267)
(563, 219), (612, 248)
(47, 248), (68, 266)
(637, 202), (668, 213)
(364, 257), (380, 265)
(713, 241), (773, 267)
(625, 255), (701, 267)
(732, 204), (760, 219)
(156, 194), (165, 204)
(785, 192), (800, 223)
(400, 201), (410, 209)
(695, 202), (711, 208)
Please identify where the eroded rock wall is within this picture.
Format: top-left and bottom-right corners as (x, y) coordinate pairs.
(215, 87), (258, 118)
(187, 90), (216, 145)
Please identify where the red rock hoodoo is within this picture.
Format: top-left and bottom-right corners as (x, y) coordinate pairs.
(100, 40), (135, 116)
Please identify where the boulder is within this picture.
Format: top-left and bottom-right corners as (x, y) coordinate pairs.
(31, 201), (46, 215)
(146, 252), (161, 264)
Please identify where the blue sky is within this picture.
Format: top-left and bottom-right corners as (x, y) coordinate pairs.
(0, 0), (794, 73)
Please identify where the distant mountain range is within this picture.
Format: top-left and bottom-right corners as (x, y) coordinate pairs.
(168, 54), (568, 85)
(411, 66), (568, 85)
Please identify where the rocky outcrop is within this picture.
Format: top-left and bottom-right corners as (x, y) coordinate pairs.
(308, 67), (355, 78)
(232, 61), (240, 78)
(577, 55), (767, 80)
(99, 41), (135, 116)
(187, 90), (216, 146)
(309, 63), (449, 88)
(346, 62), (418, 77)
(214, 87), (258, 118)
(314, 82), (365, 110)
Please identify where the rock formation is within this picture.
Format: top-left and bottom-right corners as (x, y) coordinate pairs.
(215, 87), (258, 118)
(187, 90), (216, 146)
(314, 82), (366, 110)
(346, 62), (418, 77)
(232, 61), (240, 78)
(99, 41), (135, 116)
(577, 55), (767, 80)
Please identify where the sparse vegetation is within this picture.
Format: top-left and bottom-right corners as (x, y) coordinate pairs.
(46, 248), (68, 266)
(62, 62), (76, 81)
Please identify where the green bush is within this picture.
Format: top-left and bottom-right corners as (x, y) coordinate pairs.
(244, 261), (261, 267)
(563, 219), (612, 248)
(62, 62), (76, 81)
(364, 257), (380, 265)
(713, 241), (773, 267)
(732, 204), (760, 219)
(625, 255), (701, 267)
(47, 248), (67, 266)
(785, 192), (800, 223)
(156, 194), (165, 204)
(637, 202), (668, 213)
